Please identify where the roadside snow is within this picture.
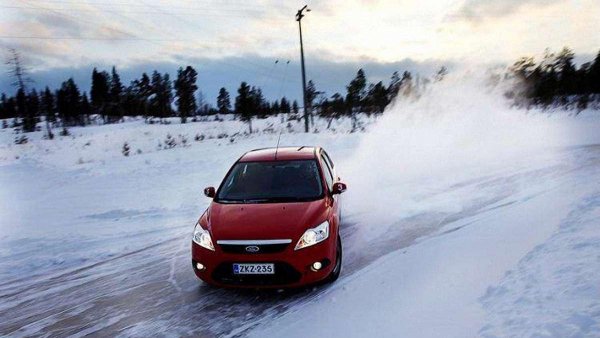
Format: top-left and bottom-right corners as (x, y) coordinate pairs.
(480, 189), (600, 336)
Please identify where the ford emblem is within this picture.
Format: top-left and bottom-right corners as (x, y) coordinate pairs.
(245, 245), (260, 253)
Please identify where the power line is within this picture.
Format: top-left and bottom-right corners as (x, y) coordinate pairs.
(21, 0), (291, 12)
(0, 35), (190, 41)
(277, 60), (292, 100)
(258, 59), (281, 94)
(137, 0), (279, 73)
(0, 4), (285, 18)
(15, 0), (140, 41)
(4, 0), (300, 94)
(80, 0), (182, 43)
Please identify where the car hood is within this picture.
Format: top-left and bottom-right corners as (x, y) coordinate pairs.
(207, 199), (329, 240)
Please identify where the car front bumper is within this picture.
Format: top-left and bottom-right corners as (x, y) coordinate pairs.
(191, 237), (336, 288)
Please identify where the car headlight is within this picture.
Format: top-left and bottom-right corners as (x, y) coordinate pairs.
(193, 222), (215, 251)
(295, 220), (329, 250)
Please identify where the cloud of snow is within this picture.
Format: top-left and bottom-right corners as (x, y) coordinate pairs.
(340, 70), (599, 239)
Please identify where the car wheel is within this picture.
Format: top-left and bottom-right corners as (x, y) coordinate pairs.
(325, 236), (342, 283)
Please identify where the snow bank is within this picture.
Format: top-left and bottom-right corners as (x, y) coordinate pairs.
(480, 188), (600, 336)
(0, 114), (377, 172)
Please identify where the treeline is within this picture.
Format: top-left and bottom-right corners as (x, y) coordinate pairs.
(510, 47), (600, 109)
(0, 61), (431, 135)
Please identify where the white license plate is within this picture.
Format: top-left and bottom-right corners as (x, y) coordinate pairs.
(233, 263), (275, 275)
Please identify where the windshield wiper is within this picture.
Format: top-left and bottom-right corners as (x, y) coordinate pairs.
(262, 197), (310, 202)
(217, 197), (313, 204)
(241, 198), (271, 203)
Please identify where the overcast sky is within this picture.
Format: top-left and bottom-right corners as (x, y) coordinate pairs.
(1, 0), (599, 103)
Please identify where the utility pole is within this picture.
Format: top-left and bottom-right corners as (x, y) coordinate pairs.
(296, 5), (310, 133)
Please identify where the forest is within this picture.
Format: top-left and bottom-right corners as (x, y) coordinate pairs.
(1, 47), (599, 138)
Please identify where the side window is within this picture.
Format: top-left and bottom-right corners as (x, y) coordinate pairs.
(320, 154), (334, 190)
(322, 150), (335, 170)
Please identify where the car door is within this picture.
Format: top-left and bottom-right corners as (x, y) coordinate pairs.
(319, 149), (341, 225)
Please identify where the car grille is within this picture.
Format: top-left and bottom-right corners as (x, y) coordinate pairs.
(218, 243), (289, 254)
(212, 262), (302, 286)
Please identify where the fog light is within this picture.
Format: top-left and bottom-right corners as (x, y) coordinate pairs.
(196, 262), (206, 271)
(311, 262), (322, 271)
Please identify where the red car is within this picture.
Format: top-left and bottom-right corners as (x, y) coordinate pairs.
(192, 146), (347, 288)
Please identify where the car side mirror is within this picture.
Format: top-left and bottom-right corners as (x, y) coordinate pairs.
(332, 182), (347, 195)
(204, 186), (215, 198)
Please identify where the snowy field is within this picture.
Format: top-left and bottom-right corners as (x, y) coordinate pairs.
(1, 76), (600, 337)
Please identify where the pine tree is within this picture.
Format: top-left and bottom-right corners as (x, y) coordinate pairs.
(271, 100), (281, 115)
(249, 86), (267, 118)
(217, 87), (231, 114)
(316, 92), (344, 128)
(22, 89), (39, 132)
(292, 100), (299, 118)
(280, 97), (291, 115)
(91, 68), (110, 122)
(15, 88), (26, 129)
(150, 71), (173, 121)
(131, 72), (152, 118)
(81, 92), (91, 123)
(235, 82), (253, 133)
(589, 50), (600, 94)
(4, 97), (17, 124)
(331, 93), (345, 114)
(388, 71), (402, 101)
(398, 71), (414, 97)
(109, 66), (123, 122)
(365, 81), (389, 114)
(534, 49), (558, 106)
(174, 66), (198, 123)
(510, 57), (537, 103)
(41, 87), (55, 123)
(555, 47), (577, 100)
(346, 69), (367, 114)
(56, 78), (82, 128)
(306, 80), (322, 108)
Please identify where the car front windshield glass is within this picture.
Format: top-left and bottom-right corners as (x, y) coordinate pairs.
(216, 160), (323, 203)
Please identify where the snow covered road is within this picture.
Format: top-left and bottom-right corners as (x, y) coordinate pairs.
(1, 128), (599, 336)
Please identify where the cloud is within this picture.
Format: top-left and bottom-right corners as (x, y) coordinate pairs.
(453, 0), (562, 21)
(1, 0), (597, 74)
(34, 12), (85, 37)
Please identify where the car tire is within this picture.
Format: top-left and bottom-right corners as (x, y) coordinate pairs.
(325, 236), (342, 283)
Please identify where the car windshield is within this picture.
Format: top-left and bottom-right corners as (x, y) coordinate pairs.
(216, 160), (323, 203)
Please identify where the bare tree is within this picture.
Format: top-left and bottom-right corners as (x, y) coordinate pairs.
(5, 48), (33, 91)
(5, 49), (38, 133)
